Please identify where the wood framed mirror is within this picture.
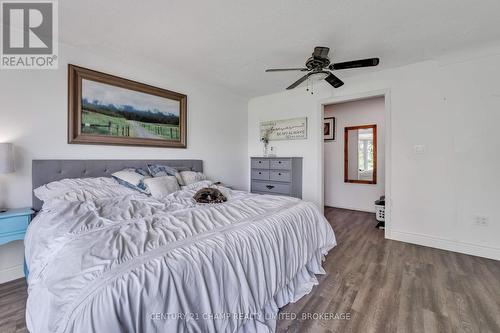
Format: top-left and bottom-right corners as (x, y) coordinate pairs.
(344, 124), (377, 184)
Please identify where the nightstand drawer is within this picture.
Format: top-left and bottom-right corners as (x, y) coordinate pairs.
(0, 215), (30, 234)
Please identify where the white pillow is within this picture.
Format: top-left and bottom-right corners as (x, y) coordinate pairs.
(181, 180), (214, 191)
(143, 176), (180, 198)
(34, 177), (139, 203)
(179, 171), (207, 186)
(112, 168), (151, 194)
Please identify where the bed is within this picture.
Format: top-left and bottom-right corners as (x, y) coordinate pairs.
(25, 159), (336, 333)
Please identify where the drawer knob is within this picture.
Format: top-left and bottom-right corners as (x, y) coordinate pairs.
(259, 161), (262, 163)
(266, 185), (274, 190)
(278, 161), (282, 164)
(278, 173), (282, 175)
(258, 172), (262, 174)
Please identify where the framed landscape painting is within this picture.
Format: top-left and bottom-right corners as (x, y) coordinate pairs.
(68, 65), (187, 148)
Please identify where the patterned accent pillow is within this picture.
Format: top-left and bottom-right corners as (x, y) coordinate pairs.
(147, 164), (179, 177)
(112, 168), (151, 194)
(147, 164), (192, 185)
(134, 168), (150, 176)
(179, 171), (207, 186)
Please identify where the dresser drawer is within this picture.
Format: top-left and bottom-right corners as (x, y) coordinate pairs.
(252, 181), (291, 195)
(251, 169), (270, 180)
(269, 170), (291, 182)
(250, 157), (302, 199)
(270, 159), (291, 170)
(251, 159), (270, 169)
(0, 215), (30, 234)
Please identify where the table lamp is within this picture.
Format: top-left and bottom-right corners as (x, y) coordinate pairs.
(0, 143), (15, 213)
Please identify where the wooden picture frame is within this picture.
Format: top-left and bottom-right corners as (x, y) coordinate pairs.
(344, 124), (377, 184)
(68, 64), (187, 148)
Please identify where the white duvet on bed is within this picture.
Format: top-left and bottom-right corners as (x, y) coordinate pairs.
(25, 183), (336, 333)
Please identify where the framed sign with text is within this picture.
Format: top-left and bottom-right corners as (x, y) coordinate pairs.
(259, 117), (307, 141)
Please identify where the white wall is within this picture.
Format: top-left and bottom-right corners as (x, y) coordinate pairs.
(248, 45), (500, 260)
(0, 43), (249, 283)
(248, 90), (329, 203)
(324, 97), (385, 212)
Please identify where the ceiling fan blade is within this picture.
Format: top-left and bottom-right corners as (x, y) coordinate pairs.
(324, 73), (344, 88)
(313, 46), (330, 59)
(286, 73), (310, 90)
(330, 58), (380, 70)
(265, 68), (308, 72)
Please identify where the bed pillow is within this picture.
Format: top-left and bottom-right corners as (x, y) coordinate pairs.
(34, 177), (139, 203)
(112, 168), (151, 194)
(147, 164), (191, 185)
(179, 171), (207, 186)
(181, 180), (214, 191)
(143, 176), (180, 198)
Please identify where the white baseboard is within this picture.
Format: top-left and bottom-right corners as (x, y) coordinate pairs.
(325, 204), (375, 213)
(0, 264), (24, 284)
(389, 230), (500, 261)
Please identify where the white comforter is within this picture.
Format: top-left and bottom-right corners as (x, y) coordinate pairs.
(25, 184), (336, 333)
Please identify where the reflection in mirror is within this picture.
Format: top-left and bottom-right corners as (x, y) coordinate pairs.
(344, 124), (377, 184)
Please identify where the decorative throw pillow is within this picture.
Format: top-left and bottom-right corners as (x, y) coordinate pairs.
(147, 164), (179, 177)
(179, 171), (207, 186)
(147, 164), (192, 185)
(112, 168), (151, 194)
(143, 176), (180, 198)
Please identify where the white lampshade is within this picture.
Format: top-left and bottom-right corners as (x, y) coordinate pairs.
(0, 143), (15, 174)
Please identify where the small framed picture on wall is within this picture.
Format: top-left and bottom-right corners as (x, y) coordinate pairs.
(324, 117), (335, 141)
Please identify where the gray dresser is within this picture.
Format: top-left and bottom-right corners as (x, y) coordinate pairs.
(250, 157), (303, 198)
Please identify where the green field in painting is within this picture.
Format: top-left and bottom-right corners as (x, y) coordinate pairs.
(81, 110), (130, 136)
(81, 110), (180, 140)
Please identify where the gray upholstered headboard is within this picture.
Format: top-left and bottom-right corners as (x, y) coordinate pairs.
(32, 159), (203, 211)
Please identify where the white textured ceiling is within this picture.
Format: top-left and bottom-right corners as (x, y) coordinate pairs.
(60, 0), (500, 97)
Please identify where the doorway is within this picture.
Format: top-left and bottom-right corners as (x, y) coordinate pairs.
(318, 91), (391, 236)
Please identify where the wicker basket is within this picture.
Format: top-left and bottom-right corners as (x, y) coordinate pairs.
(375, 204), (385, 222)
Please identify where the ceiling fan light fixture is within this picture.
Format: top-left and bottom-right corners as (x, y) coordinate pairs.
(308, 72), (329, 81)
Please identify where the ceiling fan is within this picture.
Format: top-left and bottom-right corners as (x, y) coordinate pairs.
(265, 46), (379, 90)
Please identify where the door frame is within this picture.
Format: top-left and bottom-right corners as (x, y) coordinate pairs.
(317, 89), (392, 238)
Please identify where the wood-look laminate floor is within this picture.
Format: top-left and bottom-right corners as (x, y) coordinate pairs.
(1, 207), (499, 333)
(277, 207), (500, 333)
(0, 278), (27, 333)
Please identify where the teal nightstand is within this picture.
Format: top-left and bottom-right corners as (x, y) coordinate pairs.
(0, 208), (34, 278)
